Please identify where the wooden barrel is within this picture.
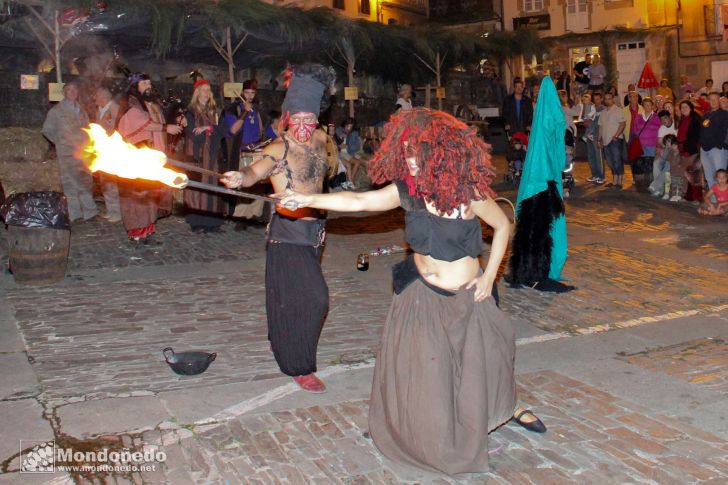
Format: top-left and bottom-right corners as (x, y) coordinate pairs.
(6, 226), (70, 285)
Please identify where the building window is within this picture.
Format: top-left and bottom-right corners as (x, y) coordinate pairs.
(360, 0), (371, 15)
(523, 0), (544, 13)
(333, 0), (345, 10)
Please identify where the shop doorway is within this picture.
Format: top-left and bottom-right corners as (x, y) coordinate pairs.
(616, 41), (646, 100)
(711, 61), (728, 87)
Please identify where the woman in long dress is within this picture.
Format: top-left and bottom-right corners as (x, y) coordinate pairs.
(278, 108), (545, 476)
(182, 80), (226, 232)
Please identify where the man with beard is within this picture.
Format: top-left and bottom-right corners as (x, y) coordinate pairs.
(117, 72), (182, 243)
(222, 64), (333, 393)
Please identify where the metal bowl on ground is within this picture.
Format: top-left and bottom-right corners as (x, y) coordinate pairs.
(162, 347), (216, 376)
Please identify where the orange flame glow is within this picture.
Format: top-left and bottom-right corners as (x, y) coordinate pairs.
(82, 124), (188, 188)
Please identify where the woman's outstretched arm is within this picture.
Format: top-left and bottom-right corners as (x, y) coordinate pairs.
(275, 183), (400, 213)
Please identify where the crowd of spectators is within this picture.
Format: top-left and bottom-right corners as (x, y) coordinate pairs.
(501, 64), (727, 216)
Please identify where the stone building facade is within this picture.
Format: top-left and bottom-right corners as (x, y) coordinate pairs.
(502, 0), (728, 100)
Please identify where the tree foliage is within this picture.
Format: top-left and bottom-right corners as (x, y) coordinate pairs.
(11, 0), (546, 82)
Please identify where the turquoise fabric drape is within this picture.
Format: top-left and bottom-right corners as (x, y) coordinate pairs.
(515, 76), (568, 280)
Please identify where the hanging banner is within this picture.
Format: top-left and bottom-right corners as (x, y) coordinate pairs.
(436, 87), (446, 99)
(48, 83), (65, 101)
(223, 82), (243, 98)
(344, 87), (359, 101)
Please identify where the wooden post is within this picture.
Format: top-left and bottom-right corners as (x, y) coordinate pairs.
(54, 10), (62, 83)
(425, 84), (431, 108)
(436, 51), (442, 111)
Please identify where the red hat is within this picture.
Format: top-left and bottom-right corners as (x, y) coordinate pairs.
(243, 79), (258, 90)
(193, 79), (210, 90)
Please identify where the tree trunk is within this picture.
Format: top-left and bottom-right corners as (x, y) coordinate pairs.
(347, 63), (355, 118)
(436, 51), (442, 111)
(226, 27), (234, 83)
(54, 11), (62, 83)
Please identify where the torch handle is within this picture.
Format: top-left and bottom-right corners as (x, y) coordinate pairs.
(165, 158), (224, 179)
(183, 180), (277, 203)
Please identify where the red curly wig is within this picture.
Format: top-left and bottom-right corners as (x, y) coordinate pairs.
(367, 108), (496, 215)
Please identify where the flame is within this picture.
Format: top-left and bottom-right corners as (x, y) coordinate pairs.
(82, 124), (188, 188)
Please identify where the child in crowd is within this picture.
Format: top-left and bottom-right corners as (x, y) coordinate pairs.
(506, 132), (528, 182)
(649, 134), (680, 200)
(698, 169), (728, 215)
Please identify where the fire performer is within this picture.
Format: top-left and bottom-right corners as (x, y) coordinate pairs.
(276, 108), (546, 475)
(221, 64), (335, 393)
(117, 73), (182, 243)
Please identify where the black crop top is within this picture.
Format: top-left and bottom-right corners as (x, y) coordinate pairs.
(394, 180), (482, 262)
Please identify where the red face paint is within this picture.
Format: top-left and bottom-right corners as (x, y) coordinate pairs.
(289, 112), (317, 143)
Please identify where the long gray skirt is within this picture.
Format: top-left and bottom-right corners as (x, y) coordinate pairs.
(368, 277), (517, 476)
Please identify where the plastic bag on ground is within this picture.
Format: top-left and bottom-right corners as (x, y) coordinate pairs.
(0, 192), (70, 230)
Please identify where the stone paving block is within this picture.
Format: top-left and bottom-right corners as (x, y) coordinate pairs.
(0, 471), (73, 484)
(0, 352), (40, 400)
(0, 399), (55, 469)
(57, 396), (169, 437)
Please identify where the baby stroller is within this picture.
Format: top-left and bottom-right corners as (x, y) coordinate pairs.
(563, 128), (576, 198)
(504, 131), (528, 187)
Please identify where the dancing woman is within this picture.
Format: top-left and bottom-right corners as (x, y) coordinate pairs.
(277, 108), (545, 476)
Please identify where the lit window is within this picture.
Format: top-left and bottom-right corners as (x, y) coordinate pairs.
(524, 0), (544, 13)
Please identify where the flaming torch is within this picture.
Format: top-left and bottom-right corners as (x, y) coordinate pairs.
(81, 124), (275, 203)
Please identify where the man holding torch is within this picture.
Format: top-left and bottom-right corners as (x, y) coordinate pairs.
(117, 73), (182, 243)
(221, 64), (334, 393)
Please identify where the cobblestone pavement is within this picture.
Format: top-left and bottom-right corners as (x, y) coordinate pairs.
(116, 371), (727, 484)
(5, 270), (392, 400)
(619, 337), (728, 395)
(1, 157), (728, 484)
(6, 237), (726, 401)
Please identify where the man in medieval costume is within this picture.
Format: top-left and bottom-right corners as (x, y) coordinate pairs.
(222, 64), (334, 393)
(117, 73), (182, 243)
(42, 80), (99, 223)
(507, 76), (575, 292)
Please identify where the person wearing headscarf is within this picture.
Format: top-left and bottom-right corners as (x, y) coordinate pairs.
(508, 77), (574, 292)
(276, 108), (546, 476)
(117, 73), (182, 243)
(222, 64), (335, 393)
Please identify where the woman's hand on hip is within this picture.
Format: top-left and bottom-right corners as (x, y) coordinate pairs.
(466, 272), (495, 302)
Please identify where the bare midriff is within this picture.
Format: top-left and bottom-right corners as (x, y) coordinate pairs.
(413, 252), (480, 291)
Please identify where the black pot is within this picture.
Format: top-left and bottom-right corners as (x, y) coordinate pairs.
(163, 347), (216, 376)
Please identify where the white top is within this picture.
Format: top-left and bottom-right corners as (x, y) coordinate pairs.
(657, 123), (677, 144)
(396, 97), (412, 110)
(562, 104), (582, 134)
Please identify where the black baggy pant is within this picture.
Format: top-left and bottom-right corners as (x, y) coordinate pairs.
(265, 242), (329, 376)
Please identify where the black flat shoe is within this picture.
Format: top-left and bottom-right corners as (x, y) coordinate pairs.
(513, 409), (547, 433)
